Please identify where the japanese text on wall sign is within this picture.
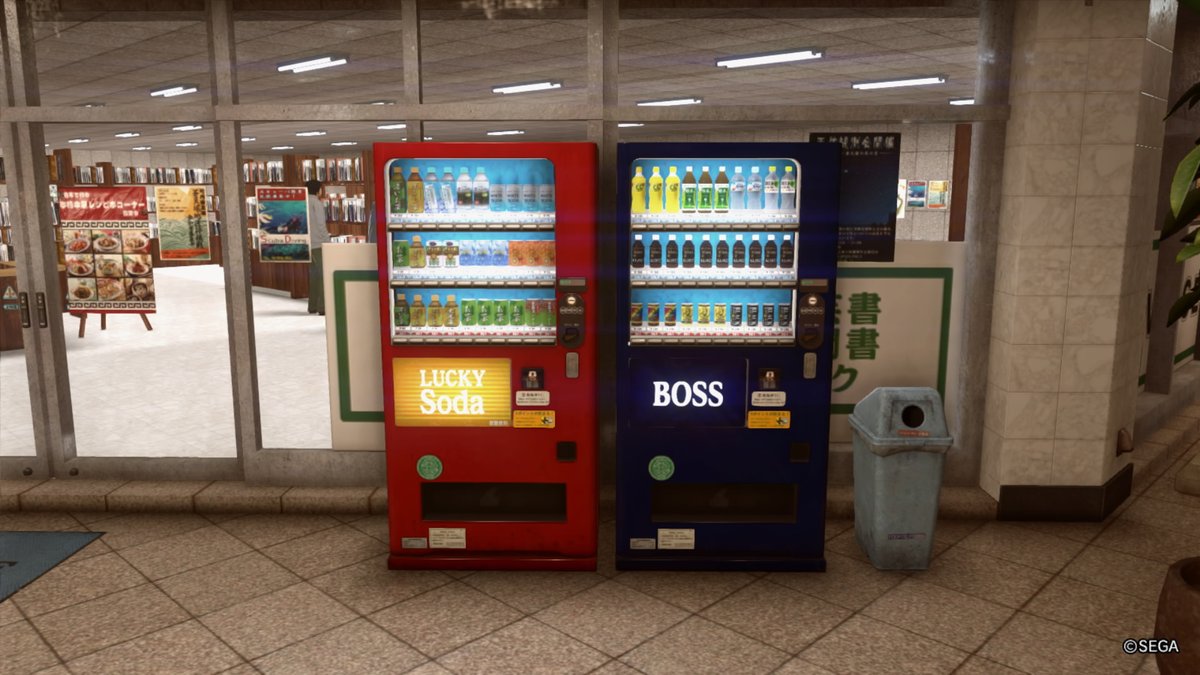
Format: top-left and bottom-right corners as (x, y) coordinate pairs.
(832, 291), (882, 393)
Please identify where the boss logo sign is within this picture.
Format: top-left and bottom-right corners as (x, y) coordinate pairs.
(652, 381), (725, 407)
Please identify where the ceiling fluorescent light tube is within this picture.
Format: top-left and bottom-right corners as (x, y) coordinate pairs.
(331, 141), (358, 146)
(241, 137), (256, 142)
(151, 85), (196, 97)
(949, 97), (975, 105)
(368, 100), (395, 105)
(852, 76), (946, 90)
(636, 97), (702, 107)
(271, 146), (294, 150)
(114, 131), (140, 138)
(132, 146), (152, 151)
(295, 130), (326, 137)
(715, 49), (823, 69)
(173, 125), (202, 132)
(618, 123), (644, 128)
(377, 123), (407, 130)
(279, 56), (347, 73)
(67, 138), (89, 144)
(423, 137), (433, 141)
(176, 142), (198, 147)
(486, 130), (525, 136)
(492, 80), (562, 95)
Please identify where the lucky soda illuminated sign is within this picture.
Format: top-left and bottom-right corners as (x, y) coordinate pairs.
(393, 358), (512, 427)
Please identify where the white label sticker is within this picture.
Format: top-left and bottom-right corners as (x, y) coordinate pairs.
(516, 390), (551, 407)
(429, 527), (467, 549)
(751, 391), (787, 407)
(401, 537), (428, 549)
(629, 538), (657, 550)
(657, 528), (696, 550)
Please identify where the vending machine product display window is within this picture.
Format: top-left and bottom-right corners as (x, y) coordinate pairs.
(376, 144), (597, 571)
(616, 143), (840, 571)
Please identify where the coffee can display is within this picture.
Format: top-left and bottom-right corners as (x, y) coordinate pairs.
(762, 303), (775, 327)
(747, 303), (759, 326)
(730, 303), (743, 326)
(713, 303), (727, 324)
(478, 298), (494, 325)
(697, 303), (710, 324)
(664, 303), (677, 326)
(526, 298), (540, 326)
(494, 299), (510, 326)
(461, 299), (478, 326)
(630, 302), (644, 326)
(778, 303), (792, 326)
(509, 299), (525, 326)
(647, 303), (660, 326)
(680, 303), (694, 324)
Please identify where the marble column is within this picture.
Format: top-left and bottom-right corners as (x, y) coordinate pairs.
(980, 0), (1177, 516)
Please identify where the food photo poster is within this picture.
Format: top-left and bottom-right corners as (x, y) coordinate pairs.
(60, 186), (156, 312)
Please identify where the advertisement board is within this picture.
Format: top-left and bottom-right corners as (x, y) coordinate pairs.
(392, 357), (512, 427)
(155, 186), (211, 261)
(256, 186), (311, 262)
(60, 186), (155, 312)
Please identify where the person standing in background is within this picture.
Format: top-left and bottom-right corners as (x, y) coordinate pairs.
(306, 179), (330, 315)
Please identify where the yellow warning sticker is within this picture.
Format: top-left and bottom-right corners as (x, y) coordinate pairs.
(747, 410), (791, 429)
(513, 410), (556, 428)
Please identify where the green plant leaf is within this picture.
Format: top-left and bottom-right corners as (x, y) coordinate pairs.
(1170, 144), (1200, 215)
(1177, 239), (1200, 262)
(1168, 283), (1200, 326)
(1164, 81), (1200, 120)
(1162, 188), (1200, 240)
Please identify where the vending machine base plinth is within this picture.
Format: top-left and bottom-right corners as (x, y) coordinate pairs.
(616, 555), (826, 572)
(388, 553), (596, 571)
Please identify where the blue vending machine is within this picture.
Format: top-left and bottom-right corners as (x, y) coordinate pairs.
(615, 142), (840, 571)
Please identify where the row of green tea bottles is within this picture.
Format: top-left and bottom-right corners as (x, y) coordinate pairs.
(395, 293), (556, 328)
(389, 166), (554, 214)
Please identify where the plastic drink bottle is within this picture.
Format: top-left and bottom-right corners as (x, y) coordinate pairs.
(521, 171), (538, 212)
(490, 171), (506, 212)
(648, 167), (664, 213)
(424, 167), (440, 213)
(428, 294), (443, 327)
(714, 166), (730, 212)
(394, 292), (410, 327)
(444, 295), (460, 327)
(665, 166), (681, 212)
(764, 234), (778, 268)
(732, 234), (746, 268)
(747, 167), (763, 210)
(456, 167), (473, 210)
(730, 166), (745, 210)
(390, 165), (406, 213)
(666, 234), (678, 268)
(406, 167), (424, 213)
(410, 295), (426, 327)
(649, 234), (662, 268)
(439, 167), (455, 213)
(631, 234), (645, 268)
(473, 166), (490, 210)
(537, 172), (554, 211)
(409, 235), (426, 268)
(682, 234), (695, 268)
(698, 166), (714, 213)
(764, 166), (779, 211)
(780, 234), (795, 267)
(780, 165), (797, 212)
(631, 166), (646, 213)
(749, 234), (763, 268)
(699, 234), (713, 267)
(716, 234), (729, 268)
(504, 171), (521, 212)
(681, 166), (697, 213)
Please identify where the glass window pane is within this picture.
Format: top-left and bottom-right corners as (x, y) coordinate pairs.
(0, 181), (37, 457)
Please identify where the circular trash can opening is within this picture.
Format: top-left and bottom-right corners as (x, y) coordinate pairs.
(901, 405), (925, 429)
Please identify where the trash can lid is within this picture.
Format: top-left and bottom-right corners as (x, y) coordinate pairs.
(849, 387), (953, 455)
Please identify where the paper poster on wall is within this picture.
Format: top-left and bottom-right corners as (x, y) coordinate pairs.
(897, 180), (907, 220)
(155, 186), (211, 261)
(810, 132), (900, 263)
(256, 186), (311, 262)
(906, 180), (927, 208)
(60, 186), (156, 312)
(927, 180), (950, 209)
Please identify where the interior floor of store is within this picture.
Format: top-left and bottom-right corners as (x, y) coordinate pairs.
(0, 264), (332, 457)
(4, 440), (1197, 675)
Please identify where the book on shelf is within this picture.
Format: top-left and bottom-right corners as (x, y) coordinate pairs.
(323, 193), (367, 223)
(0, 198), (9, 228)
(245, 196), (258, 219)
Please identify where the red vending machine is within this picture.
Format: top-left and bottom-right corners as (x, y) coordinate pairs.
(375, 143), (597, 570)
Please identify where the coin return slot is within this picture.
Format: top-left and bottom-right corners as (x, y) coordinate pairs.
(421, 482), (566, 522)
(650, 483), (796, 523)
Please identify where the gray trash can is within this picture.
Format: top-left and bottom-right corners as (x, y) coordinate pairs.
(849, 387), (953, 570)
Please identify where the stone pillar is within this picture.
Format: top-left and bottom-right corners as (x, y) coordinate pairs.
(981, 0), (1177, 519)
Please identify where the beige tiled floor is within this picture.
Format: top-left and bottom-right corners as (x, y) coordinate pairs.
(3, 441), (1198, 674)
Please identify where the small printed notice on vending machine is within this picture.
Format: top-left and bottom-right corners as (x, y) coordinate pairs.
(428, 528), (467, 549)
(747, 411), (792, 429)
(512, 410), (556, 428)
(657, 529), (696, 550)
